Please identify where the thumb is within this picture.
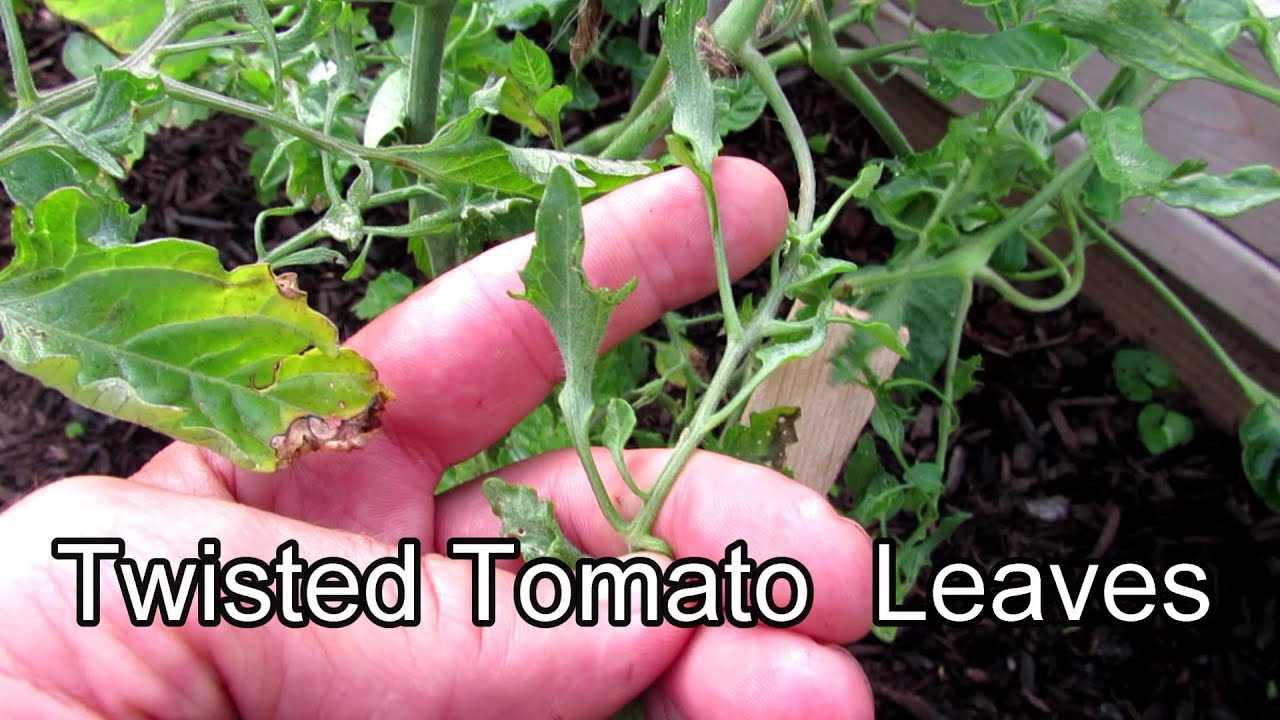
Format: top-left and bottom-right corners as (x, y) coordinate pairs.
(0, 477), (688, 719)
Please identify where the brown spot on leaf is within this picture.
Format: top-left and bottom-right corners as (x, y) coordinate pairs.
(274, 272), (305, 300)
(269, 395), (387, 466)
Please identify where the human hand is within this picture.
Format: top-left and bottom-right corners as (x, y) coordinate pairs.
(0, 159), (874, 719)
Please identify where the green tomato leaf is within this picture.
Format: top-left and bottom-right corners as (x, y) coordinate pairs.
(499, 74), (551, 137)
(37, 116), (126, 180)
(353, 270), (415, 320)
(839, 276), (964, 385)
(364, 68), (409, 147)
(1047, 0), (1251, 85)
(1240, 399), (1280, 511)
(62, 68), (167, 169)
(492, 0), (576, 29)
(61, 32), (119, 80)
(920, 22), (1070, 99)
(601, 397), (638, 456)
(1081, 107), (1174, 200)
(482, 477), (584, 563)
(1137, 403), (1195, 455)
(708, 406), (799, 472)
(0, 148), (94, 208)
(1157, 165), (1280, 217)
(392, 135), (654, 198)
(952, 355), (983, 403)
(241, 0), (282, 105)
(592, 336), (650, 401)
(1185, 0), (1252, 47)
(534, 84), (573, 122)
(663, 0), (720, 177)
(601, 397), (642, 491)
(755, 299), (832, 380)
(841, 435), (891, 503)
(0, 188), (389, 472)
(713, 75), (767, 136)
(515, 166), (636, 450)
(43, 0), (221, 79)
(509, 32), (555, 94)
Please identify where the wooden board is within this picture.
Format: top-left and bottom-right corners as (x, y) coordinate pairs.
(743, 303), (908, 493)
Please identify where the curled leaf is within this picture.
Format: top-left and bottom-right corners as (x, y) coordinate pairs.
(1241, 399), (1280, 511)
(0, 188), (389, 471)
(482, 477), (584, 563)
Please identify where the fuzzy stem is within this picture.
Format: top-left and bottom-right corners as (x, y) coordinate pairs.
(739, 44), (815, 231)
(804, 5), (913, 157)
(405, 0), (456, 277)
(0, 0), (258, 150)
(933, 282), (973, 472)
(1, 0), (37, 107)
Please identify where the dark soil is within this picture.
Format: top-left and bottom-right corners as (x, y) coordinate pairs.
(2, 8), (1277, 719)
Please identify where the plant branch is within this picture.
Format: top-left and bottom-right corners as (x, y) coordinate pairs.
(804, 5), (912, 158)
(405, 0), (457, 277)
(738, 44), (815, 231)
(933, 281), (973, 473)
(1, 0), (37, 107)
(0, 0), (258, 149)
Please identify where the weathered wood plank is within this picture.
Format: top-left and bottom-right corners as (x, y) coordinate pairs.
(743, 303), (907, 493)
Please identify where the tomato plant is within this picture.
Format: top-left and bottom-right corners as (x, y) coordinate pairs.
(1, 0), (1278, 620)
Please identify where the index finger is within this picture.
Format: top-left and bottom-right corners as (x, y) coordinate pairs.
(351, 157), (788, 467)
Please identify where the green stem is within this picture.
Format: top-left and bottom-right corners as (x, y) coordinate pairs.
(261, 185), (443, 264)
(739, 44), (816, 231)
(405, 0), (456, 277)
(767, 38), (918, 70)
(570, 430), (628, 534)
(933, 282), (973, 472)
(601, 0), (767, 160)
(160, 77), (367, 159)
(804, 6), (913, 158)
(625, 250), (804, 549)
(1081, 214), (1268, 406)
(1, 0), (37, 107)
(600, 91), (673, 159)
(617, 48), (669, 133)
(710, 0), (771, 54)
(975, 198), (1087, 312)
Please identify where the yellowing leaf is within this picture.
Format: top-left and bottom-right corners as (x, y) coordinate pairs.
(0, 188), (389, 471)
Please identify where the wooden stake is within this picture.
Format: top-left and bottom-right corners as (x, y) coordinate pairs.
(744, 302), (908, 493)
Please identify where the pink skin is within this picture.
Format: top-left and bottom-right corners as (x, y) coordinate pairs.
(0, 159), (875, 719)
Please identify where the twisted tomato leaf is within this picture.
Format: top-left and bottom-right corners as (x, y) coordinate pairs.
(514, 166), (636, 436)
(0, 188), (389, 472)
(482, 477), (584, 564)
(1048, 0), (1249, 84)
(920, 22), (1070, 100)
(663, 0), (720, 177)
